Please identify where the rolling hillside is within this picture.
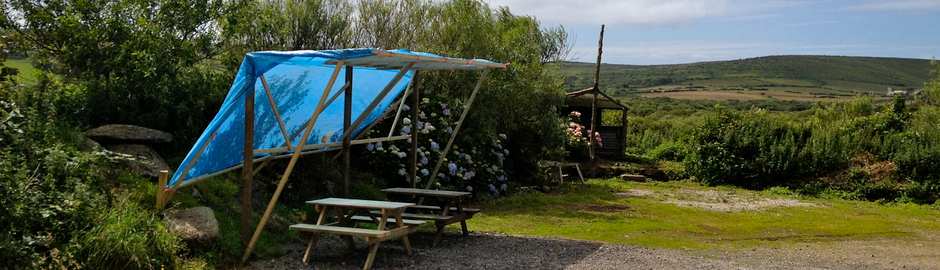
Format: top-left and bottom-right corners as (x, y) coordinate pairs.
(557, 55), (934, 101)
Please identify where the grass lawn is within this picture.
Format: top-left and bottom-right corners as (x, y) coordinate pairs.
(472, 179), (940, 250)
(3, 58), (42, 85)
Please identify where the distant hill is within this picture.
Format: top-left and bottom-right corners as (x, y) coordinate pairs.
(556, 55), (934, 101)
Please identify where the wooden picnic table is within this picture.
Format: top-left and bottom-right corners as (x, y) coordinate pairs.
(290, 198), (421, 270)
(380, 188), (479, 246)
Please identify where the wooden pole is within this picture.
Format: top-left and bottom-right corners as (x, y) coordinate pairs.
(593, 25), (604, 91)
(155, 170), (169, 210)
(343, 66), (353, 196)
(589, 24), (605, 161)
(241, 80), (256, 244)
(241, 62), (344, 264)
(621, 108), (628, 158)
(261, 75), (293, 151)
(425, 71), (488, 189)
(340, 64), (414, 141)
(410, 72), (420, 188)
(388, 84), (413, 138)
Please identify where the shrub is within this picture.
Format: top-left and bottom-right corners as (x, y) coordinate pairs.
(0, 81), (188, 269)
(647, 141), (686, 161)
(657, 161), (687, 180)
(70, 200), (182, 269)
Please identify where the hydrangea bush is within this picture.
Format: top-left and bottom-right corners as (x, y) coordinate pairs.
(363, 96), (511, 197)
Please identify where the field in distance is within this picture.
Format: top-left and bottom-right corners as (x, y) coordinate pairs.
(556, 55), (933, 102)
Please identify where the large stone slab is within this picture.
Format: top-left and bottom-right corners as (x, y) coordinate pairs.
(85, 124), (173, 144)
(106, 144), (170, 178)
(165, 206), (219, 242)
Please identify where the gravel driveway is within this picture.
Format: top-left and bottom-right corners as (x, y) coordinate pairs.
(244, 231), (940, 270)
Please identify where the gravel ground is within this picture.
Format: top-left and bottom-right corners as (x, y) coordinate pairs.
(243, 231), (940, 270)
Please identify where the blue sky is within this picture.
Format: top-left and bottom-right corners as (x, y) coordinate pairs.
(484, 0), (940, 65)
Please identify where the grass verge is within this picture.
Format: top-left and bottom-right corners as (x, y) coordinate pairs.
(472, 179), (940, 250)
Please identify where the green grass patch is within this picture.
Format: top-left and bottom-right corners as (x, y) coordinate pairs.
(473, 179), (940, 250)
(3, 58), (42, 85)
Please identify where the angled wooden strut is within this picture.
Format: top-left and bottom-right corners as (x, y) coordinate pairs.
(261, 74), (293, 151)
(425, 70), (489, 190)
(242, 62), (346, 263)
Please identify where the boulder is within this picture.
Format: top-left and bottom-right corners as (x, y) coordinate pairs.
(77, 136), (103, 152)
(620, 174), (647, 182)
(165, 206), (219, 242)
(105, 144), (170, 178)
(85, 124), (173, 144)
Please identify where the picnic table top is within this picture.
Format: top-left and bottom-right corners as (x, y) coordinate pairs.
(381, 187), (471, 198)
(306, 198), (414, 210)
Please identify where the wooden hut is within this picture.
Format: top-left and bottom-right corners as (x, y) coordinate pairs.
(563, 88), (628, 159)
(562, 24), (628, 160)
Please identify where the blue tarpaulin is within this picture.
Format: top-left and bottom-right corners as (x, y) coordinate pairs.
(168, 48), (503, 188)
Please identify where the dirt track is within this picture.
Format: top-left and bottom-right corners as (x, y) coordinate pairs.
(244, 231), (940, 270)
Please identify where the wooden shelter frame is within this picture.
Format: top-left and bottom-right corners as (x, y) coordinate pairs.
(152, 49), (506, 264)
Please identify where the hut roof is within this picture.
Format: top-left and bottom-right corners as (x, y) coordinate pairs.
(565, 88), (628, 110)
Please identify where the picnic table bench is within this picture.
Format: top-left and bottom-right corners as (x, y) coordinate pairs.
(290, 198), (425, 270)
(540, 161), (585, 184)
(377, 187), (479, 246)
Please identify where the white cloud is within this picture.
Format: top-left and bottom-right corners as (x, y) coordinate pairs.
(568, 41), (769, 64)
(849, 0), (940, 11)
(484, 0), (815, 25)
(484, 0), (730, 25)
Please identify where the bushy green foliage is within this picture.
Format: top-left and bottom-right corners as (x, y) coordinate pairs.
(0, 78), (190, 269)
(5, 0), (232, 145)
(634, 72), (940, 202)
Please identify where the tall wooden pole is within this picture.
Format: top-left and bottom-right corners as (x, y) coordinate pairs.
(410, 72), (420, 188)
(621, 108), (628, 158)
(241, 83), (255, 244)
(589, 24), (605, 160)
(343, 66), (353, 196)
(242, 62), (344, 264)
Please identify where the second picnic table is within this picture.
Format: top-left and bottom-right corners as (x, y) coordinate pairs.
(290, 197), (422, 270)
(379, 187), (480, 246)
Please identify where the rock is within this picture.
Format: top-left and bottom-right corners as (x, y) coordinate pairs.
(78, 136), (103, 152)
(620, 174), (647, 182)
(105, 144), (169, 178)
(85, 124), (173, 144)
(165, 206), (219, 242)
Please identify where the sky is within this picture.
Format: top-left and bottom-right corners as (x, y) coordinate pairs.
(483, 0), (940, 65)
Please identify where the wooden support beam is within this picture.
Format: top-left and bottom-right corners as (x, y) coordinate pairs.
(241, 81), (256, 244)
(340, 63), (414, 140)
(255, 135), (410, 155)
(621, 108), (629, 157)
(589, 92), (597, 160)
(589, 24), (605, 161)
(173, 132), (217, 190)
(343, 66), (353, 196)
(284, 83), (349, 147)
(410, 72), (420, 188)
(155, 170), (169, 210)
(242, 62), (345, 264)
(261, 75), (292, 151)
(425, 71), (488, 189)
(388, 84), (413, 138)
